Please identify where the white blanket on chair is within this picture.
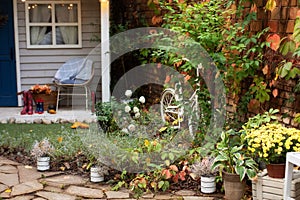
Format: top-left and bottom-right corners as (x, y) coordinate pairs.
(54, 58), (93, 84)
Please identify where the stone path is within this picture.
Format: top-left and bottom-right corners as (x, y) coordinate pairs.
(0, 156), (221, 199)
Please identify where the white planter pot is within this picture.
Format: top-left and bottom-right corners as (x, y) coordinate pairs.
(201, 176), (216, 194)
(90, 166), (104, 183)
(37, 156), (50, 171)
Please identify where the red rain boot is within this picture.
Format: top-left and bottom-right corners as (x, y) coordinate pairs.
(20, 91), (28, 115)
(27, 91), (34, 115)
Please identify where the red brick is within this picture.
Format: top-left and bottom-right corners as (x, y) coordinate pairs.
(250, 21), (262, 32)
(271, 7), (281, 20)
(257, 9), (267, 20)
(291, 0), (297, 6)
(254, 0), (264, 7)
(286, 20), (295, 33)
(268, 20), (279, 32)
(281, 7), (288, 20)
(243, 1), (251, 8)
(289, 7), (299, 20)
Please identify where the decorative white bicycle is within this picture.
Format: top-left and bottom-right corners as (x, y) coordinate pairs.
(160, 64), (202, 135)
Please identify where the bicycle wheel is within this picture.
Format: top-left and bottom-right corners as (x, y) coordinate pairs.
(160, 89), (181, 127)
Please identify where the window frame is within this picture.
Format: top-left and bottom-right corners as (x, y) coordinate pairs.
(25, 1), (82, 49)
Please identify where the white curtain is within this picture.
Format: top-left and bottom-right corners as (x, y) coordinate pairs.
(56, 5), (78, 44)
(30, 5), (51, 45)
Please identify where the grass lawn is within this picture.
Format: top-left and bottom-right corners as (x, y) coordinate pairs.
(0, 123), (83, 156)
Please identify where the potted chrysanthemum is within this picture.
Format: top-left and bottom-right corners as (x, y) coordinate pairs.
(244, 123), (300, 178)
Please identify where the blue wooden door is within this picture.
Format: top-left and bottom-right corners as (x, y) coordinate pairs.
(0, 0), (17, 106)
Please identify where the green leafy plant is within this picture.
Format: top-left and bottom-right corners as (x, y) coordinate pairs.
(212, 130), (258, 181)
(95, 98), (119, 133)
(294, 113), (300, 124)
(241, 108), (279, 130)
(277, 61), (300, 80)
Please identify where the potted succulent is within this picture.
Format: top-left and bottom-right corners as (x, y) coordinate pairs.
(190, 156), (217, 194)
(31, 138), (54, 171)
(212, 130), (258, 200)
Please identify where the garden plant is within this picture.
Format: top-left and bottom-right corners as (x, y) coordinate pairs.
(1, 0), (300, 199)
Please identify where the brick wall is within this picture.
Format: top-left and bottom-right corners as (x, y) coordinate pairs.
(110, 0), (300, 128)
(226, 0), (300, 128)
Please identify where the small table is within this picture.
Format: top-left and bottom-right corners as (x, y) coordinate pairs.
(284, 152), (300, 200)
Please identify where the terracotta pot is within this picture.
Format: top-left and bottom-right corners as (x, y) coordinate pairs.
(223, 171), (245, 200)
(266, 163), (286, 178)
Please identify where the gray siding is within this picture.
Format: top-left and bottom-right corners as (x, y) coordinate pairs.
(17, 0), (101, 97)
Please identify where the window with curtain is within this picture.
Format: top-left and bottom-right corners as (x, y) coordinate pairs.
(25, 1), (81, 48)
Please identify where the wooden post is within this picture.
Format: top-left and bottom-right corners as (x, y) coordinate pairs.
(100, 0), (110, 102)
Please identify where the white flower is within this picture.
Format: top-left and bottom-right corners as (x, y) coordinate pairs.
(124, 105), (131, 113)
(134, 112), (140, 119)
(128, 124), (136, 132)
(125, 90), (132, 98)
(133, 106), (139, 113)
(121, 128), (129, 134)
(139, 96), (146, 104)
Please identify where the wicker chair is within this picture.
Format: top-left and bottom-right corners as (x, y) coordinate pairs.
(53, 58), (94, 111)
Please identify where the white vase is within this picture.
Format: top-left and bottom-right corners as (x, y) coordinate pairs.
(90, 166), (104, 183)
(201, 176), (216, 194)
(37, 156), (50, 171)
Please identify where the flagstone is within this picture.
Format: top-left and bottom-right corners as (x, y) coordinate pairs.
(9, 195), (35, 200)
(0, 184), (8, 193)
(105, 191), (130, 199)
(86, 182), (112, 191)
(0, 190), (11, 198)
(0, 165), (18, 174)
(154, 193), (180, 200)
(183, 197), (214, 200)
(174, 190), (196, 196)
(36, 191), (76, 200)
(11, 180), (43, 196)
(43, 185), (63, 193)
(0, 157), (21, 166)
(0, 172), (19, 186)
(18, 165), (62, 183)
(142, 192), (155, 199)
(65, 185), (104, 198)
(41, 175), (86, 188)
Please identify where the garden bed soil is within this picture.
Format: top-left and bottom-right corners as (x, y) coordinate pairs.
(0, 146), (253, 199)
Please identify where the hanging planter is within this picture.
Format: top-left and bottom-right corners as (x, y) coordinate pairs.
(37, 156), (50, 171)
